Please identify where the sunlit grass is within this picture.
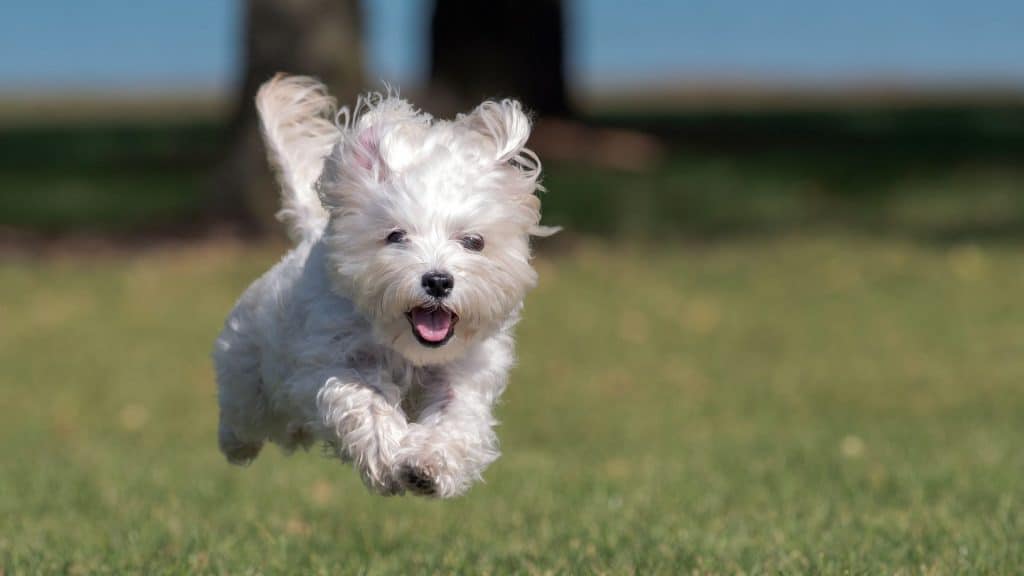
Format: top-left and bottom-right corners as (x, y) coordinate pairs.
(1, 237), (1022, 573)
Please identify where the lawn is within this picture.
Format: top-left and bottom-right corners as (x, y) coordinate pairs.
(1, 235), (1022, 573)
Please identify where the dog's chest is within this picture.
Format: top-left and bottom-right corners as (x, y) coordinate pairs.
(393, 364), (448, 421)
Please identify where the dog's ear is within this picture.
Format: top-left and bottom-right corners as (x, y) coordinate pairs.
(320, 93), (426, 209)
(321, 104), (388, 199)
(461, 99), (533, 164)
(461, 100), (560, 237)
(256, 74), (340, 241)
(344, 116), (389, 181)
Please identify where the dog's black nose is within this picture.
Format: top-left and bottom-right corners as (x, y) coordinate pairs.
(421, 271), (454, 298)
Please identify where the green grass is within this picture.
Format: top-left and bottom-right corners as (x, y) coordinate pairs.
(2, 237), (1022, 573)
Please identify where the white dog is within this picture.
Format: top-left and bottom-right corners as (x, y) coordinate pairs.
(213, 75), (555, 498)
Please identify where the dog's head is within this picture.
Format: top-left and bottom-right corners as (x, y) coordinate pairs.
(318, 93), (555, 365)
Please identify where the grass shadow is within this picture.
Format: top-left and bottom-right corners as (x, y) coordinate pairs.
(2, 105), (1024, 245)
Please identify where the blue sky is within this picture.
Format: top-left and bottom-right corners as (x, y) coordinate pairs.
(2, 1), (1023, 93)
(0, 1), (238, 91)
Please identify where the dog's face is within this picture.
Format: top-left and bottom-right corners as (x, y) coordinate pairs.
(319, 96), (552, 365)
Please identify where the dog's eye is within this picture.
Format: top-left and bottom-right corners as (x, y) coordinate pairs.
(386, 229), (407, 244)
(459, 233), (485, 252)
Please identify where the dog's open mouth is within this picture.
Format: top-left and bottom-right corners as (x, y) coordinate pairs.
(406, 305), (458, 347)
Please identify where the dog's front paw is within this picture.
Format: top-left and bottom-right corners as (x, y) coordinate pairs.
(399, 463), (438, 496)
(394, 427), (446, 497)
(376, 474), (406, 497)
(395, 426), (477, 499)
(339, 446), (405, 496)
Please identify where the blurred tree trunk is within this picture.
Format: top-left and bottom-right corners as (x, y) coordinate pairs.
(213, 0), (365, 236)
(430, 0), (570, 118)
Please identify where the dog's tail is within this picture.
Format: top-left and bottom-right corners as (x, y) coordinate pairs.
(256, 74), (340, 244)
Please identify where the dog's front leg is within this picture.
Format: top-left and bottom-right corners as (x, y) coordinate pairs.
(396, 371), (503, 499)
(315, 372), (408, 495)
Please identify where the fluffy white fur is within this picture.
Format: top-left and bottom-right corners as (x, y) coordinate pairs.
(213, 74), (555, 498)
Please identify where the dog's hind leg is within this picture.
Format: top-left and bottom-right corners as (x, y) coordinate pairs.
(213, 316), (269, 466)
(218, 419), (264, 465)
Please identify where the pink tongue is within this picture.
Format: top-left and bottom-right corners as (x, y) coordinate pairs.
(412, 307), (453, 342)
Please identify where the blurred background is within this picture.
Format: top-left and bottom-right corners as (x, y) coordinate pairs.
(2, 1), (1023, 572)
(2, 0), (1023, 242)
